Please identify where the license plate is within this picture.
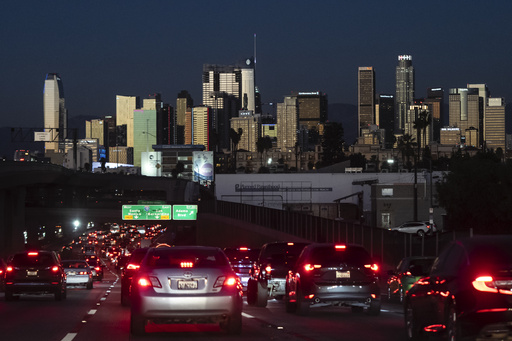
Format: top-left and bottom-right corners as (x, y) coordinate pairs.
(336, 271), (350, 278)
(178, 280), (198, 290)
(68, 271), (76, 276)
(27, 271), (38, 276)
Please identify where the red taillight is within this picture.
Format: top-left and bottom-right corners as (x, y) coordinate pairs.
(239, 247), (248, 251)
(287, 242), (294, 246)
(364, 264), (379, 271)
(214, 276), (238, 288)
(335, 245), (346, 250)
(6, 266), (13, 272)
(138, 276), (162, 288)
(180, 262), (194, 268)
(95, 267), (101, 271)
(265, 265), (272, 273)
(304, 264), (321, 271)
(28, 252), (38, 256)
(51, 266), (59, 272)
(473, 276), (497, 293)
(126, 264), (140, 270)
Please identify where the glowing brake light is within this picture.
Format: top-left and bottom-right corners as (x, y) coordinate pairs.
(287, 242), (294, 246)
(126, 264), (140, 270)
(180, 262), (194, 268)
(225, 277), (237, 286)
(304, 264), (321, 271)
(138, 276), (162, 288)
(51, 266), (60, 272)
(6, 266), (13, 272)
(364, 264), (379, 271)
(335, 245), (346, 250)
(265, 265), (272, 273)
(239, 247), (248, 251)
(27, 252), (38, 256)
(473, 276), (498, 293)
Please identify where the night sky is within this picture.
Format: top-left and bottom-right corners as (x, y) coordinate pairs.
(1, 0), (511, 130)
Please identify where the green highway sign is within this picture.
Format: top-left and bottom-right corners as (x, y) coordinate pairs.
(173, 205), (198, 220)
(122, 205), (172, 220)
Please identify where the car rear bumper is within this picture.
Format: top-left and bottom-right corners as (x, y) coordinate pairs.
(66, 275), (91, 285)
(6, 281), (62, 293)
(306, 282), (380, 304)
(134, 293), (242, 322)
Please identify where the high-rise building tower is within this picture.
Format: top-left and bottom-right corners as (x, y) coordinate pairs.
(467, 83), (489, 145)
(395, 55), (414, 134)
(133, 109), (157, 167)
(376, 94), (395, 148)
(116, 95), (140, 148)
(176, 90), (194, 144)
(230, 111), (260, 152)
(43, 73), (67, 153)
(191, 106), (211, 150)
(485, 97), (506, 152)
(449, 88), (480, 147)
(277, 96), (298, 151)
(295, 91), (328, 134)
(358, 67), (375, 137)
(202, 60), (255, 150)
(423, 88), (444, 142)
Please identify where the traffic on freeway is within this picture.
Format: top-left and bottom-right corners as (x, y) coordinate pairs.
(1, 224), (510, 340)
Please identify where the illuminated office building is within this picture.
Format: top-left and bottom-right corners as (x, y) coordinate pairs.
(43, 73), (67, 153)
(230, 111), (260, 152)
(358, 67), (375, 137)
(467, 83), (489, 145)
(296, 91), (328, 134)
(176, 90), (194, 144)
(485, 98), (506, 151)
(376, 94), (395, 148)
(277, 96), (298, 151)
(449, 88), (480, 147)
(395, 55), (414, 134)
(423, 88), (444, 142)
(116, 95), (140, 148)
(190, 106), (211, 150)
(133, 109), (157, 167)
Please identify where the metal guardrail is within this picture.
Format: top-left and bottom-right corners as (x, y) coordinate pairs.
(200, 199), (470, 269)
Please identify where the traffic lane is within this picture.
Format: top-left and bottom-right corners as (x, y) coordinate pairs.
(0, 278), (116, 341)
(73, 290), (407, 341)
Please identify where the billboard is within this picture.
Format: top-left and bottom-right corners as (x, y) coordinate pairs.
(141, 152), (162, 177)
(192, 151), (214, 186)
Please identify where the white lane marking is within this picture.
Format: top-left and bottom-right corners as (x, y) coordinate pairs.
(88, 309), (97, 315)
(61, 333), (77, 341)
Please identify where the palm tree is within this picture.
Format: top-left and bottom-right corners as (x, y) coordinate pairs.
(256, 136), (273, 169)
(229, 128), (243, 172)
(397, 134), (416, 171)
(412, 110), (431, 151)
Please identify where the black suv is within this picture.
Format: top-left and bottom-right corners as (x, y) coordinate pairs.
(285, 243), (381, 315)
(4, 250), (67, 301)
(247, 241), (309, 307)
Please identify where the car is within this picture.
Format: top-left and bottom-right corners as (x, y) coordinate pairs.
(4, 250), (67, 301)
(388, 221), (437, 237)
(120, 247), (149, 306)
(386, 256), (435, 303)
(130, 246), (243, 336)
(85, 256), (104, 281)
(285, 243), (381, 316)
(0, 258), (7, 292)
(223, 246), (260, 292)
(62, 260), (93, 289)
(404, 235), (512, 340)
(247, 241), (309, 307)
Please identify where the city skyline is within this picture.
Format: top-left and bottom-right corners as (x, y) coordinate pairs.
(1, 1), (511, 134)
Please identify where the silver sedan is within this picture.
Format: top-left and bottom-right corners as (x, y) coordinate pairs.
(130, 246), (243, 335)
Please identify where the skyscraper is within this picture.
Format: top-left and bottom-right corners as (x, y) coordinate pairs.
(43, 73), (67, 153)
(376, 94), (395, 148)
(277, 96), (298, 151)
(423, 88), (444, 142)
(449, 88), (480, 147)
(395, 55), (414, 134)
(358, 67), (375, 137)
(230, 112), (260, 152)
(116, 95), (140, 148)
(191, 106), (211, 150)
(202, 60), (255, 150)
(485, 97), (506, 152)
(176, 90), (194, 144)
(467, 83), (489, 145)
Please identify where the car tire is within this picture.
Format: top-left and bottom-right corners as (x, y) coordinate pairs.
(5, 289), (14, 301)
(86, 281), (93, 290)
(366, 298), (381, 316)
(255, 280), (268, 307)
(55, 286), (63, 301)
(404, 300), (423, 340)
(121, 293), (130, 306)
(130, 313), (146, 335)
(296, 286), (310, 316)
(246, 279), (256, 305)
(220, 312), (242, 335)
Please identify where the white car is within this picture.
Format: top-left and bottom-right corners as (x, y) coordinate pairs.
(62, 260), (93, 289)
(388, 221), (437, 237)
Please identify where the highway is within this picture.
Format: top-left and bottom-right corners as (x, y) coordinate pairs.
(0, 261), (408, 341)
